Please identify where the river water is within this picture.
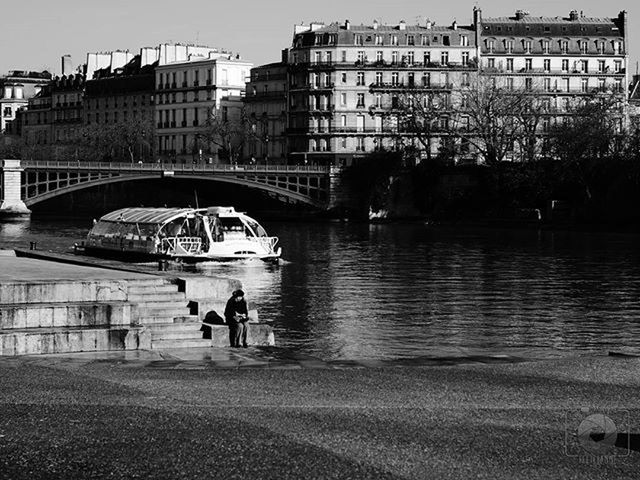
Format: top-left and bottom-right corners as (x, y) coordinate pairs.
(2, 217), (640, 360)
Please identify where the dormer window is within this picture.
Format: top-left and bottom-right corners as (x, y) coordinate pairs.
(505, 40), (513, 53)
(542, 40), (550, 54)
(560, 40), (568, 54)
(354, 34), (363, 45)
(407, 35), (415, 46)
(580, 40), (588, 54)
(524, 40), (532, 54)
(487, 39), (494, 53)
(597, 41), (605, 54)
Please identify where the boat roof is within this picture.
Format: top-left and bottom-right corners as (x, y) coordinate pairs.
(98, 206), (245, 225)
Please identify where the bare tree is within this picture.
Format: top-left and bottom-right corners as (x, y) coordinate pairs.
(451, 76), (531, 165)
(199, 107), (254, 163)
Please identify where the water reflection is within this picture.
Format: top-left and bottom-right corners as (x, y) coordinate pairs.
(2, 218), (640, 360)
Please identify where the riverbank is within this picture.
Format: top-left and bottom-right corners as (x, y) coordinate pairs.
(0, 351), (638, 479)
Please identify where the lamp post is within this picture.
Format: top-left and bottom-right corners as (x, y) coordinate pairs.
(264, 134), (269, 169)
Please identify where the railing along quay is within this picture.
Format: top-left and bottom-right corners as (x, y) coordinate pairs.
(20, 161), (330, 174)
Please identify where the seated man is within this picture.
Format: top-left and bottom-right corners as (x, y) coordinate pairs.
(224, 289), (249, 348)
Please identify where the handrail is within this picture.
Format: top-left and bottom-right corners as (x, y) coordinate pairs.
(19, 160), (330, 174)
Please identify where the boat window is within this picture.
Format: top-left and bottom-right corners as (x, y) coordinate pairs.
(244, 219), (268, 237)
(219, 217), (244, 232)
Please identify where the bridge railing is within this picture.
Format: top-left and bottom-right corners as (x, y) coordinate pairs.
(20, 160), (330, 174)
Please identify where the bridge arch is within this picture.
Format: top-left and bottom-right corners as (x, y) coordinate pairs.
(22, 171), (327, 208)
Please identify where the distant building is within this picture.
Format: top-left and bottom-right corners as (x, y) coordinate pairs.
(154, 52), (252, 163)
(244, 51), (288, 162)
(0, 70), (52, 133)
(245, 9), (629, 165)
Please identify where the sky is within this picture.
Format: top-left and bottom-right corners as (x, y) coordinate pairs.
(1, 0), (638, 76)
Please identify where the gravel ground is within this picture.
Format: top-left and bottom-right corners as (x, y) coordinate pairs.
(0, 354), (639, 479)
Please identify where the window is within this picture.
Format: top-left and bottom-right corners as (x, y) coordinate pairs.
(524, 40), (532, 54)
(598, 60), (606, 73)
(506, 77), (514, 91)
(506, 58), (514, 72)
(598, 78), (606, 91)
(391, 72), (399, 86)
(505, 40), (513, 54)
(543, 41), (550, 54)
(407, 51), (414, 65)
(357, 51), (366, 63)
(340, 115), (347, 128)
(460, 35), (469, 47)
(441, 51), (449, 65)
(562, 59), (569, 72)
(423, 51), (431, 65)
(543, 59), (550, 72)
(315, 52), (322, 64)
(525, 58), (532, 70)
(581, 60), (588, 73)
(462, 51), (469, 66)
(560, 40), (568, 54)
(375, 35), (383, 45)
(407, 35), (415, 45)
(580, 41), (588, 54)
(390, 35), (398, 45)
(598, 41), (605, 54)
(375, 72), (383, 85)
(376, 51), (383, 63)
(341, 72), (347, 83)
(325, 51), (332, 63)
(375, 93), (382, 107)
(487, 39), (494, 53)
(354, 34), (363, 45)
(525, 77), (532, 91)
(356, 72), (365, 86)
(581, 78), (589, 93)
(392, 51), (399, 64)
(563, 78), (570, 93)
(356, 137), (364, 151)
(615, 78), (622, 92)
(422, 72), (430, 87)
(340, 92), (347, 105)
(487, 58), (495, 69)
(614, 60), (622, 73)
(341, 50), (347, 62)
(356, 115), (365, 132)
(461, 72), (470, 87)
(421, 35), (428, 46)
(543, 78), (551, 92)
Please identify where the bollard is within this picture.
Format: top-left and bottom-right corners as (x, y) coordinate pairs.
(29, 241), (37, 251)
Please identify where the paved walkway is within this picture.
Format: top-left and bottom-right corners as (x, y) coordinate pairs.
(0, 252), (155, 282)
(1, 352), (639, 479)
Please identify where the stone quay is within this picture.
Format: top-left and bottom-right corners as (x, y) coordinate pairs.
(0, 250), (274, 356)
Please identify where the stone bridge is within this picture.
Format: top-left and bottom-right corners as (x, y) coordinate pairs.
(0, 159), (347, 215)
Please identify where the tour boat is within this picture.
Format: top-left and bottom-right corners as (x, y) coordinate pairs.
(81, 206), (281, 262)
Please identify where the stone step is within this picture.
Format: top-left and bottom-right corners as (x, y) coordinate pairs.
(137, 314), (193, 325)
(149, 324), (204, 340)
(128, 292), (186, 302)
(133, 304), (191, 318)
(127, 284), (181, 295)
(150, 338), (213, 349)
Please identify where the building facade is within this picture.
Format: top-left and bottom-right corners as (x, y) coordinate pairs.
(477, 9), (628, 159)
(1, 70), (51, 133)
(244, 52), (288, 162)
(246, 9), (629, 165)
(155, 53), (252, 163)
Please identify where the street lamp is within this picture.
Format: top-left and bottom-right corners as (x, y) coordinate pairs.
(264, 134), (269, 169)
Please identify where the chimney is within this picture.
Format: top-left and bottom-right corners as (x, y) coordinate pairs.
(399, 20), (406, 30)
(452, 20), (458, 30)
(345, 19), (350, 30)
(61, 54), (73, 76)
(426, 19), (432, 29)
(569, 10), (579, 21)
(515, 10), (530, 20)
(373, 19), (379, 30)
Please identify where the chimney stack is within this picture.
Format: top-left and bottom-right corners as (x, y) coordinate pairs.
(61, 54), (73, 76)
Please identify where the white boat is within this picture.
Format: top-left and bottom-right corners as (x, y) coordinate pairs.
(82, 206), (281, 262)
